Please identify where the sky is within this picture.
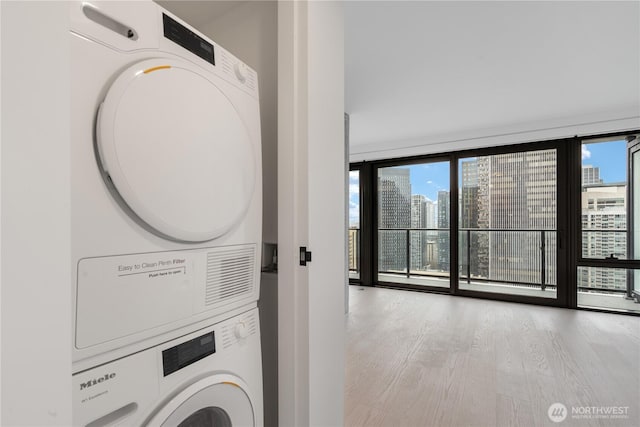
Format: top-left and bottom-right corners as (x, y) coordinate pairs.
(582, 139), (626, 184)
(349, 171), (359, 227)
(349, 140), (628, 226)
(349, 163), (450, 227)
(406, 162), (450, 201)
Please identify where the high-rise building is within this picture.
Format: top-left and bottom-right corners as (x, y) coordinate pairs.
(437, 190), (450, 271)
(461, 160), (479, 229)
(460, 159), (488, 278)
(348, 228), (359, 272)
(424, 198), (436, 229)
(411, 195), (427, 270)
(423, 197), (438, 270)
(580, 182), (626, 290)
(378, 168), (411, 272)
(475, 150), (558, 285)
(582, 165), (604, 186)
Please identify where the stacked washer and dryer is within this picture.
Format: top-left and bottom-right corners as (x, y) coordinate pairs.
(70, 1), (263, 425)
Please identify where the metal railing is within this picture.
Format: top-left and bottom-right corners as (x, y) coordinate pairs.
(349, 227), (633, 295)
(581, 229), (627, 260)
(580, 228), (631, 296)
(378, 228), (558, 290)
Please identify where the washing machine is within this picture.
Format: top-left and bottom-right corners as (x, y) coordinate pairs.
(73, 307), (263, 426)
(70, 0), (262, 372)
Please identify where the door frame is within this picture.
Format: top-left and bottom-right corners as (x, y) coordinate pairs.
(277, 1), (346, 426)
(574, 133), (640, 310)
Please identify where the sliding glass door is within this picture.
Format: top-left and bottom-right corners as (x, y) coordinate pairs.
(352, 132), (640, 314)
(376, 160), (451, 289)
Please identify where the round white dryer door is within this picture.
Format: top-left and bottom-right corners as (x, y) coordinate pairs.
(146, 375), (255, 427)
(97, 58), (255, 242)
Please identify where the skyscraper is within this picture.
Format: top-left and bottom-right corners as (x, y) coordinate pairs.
(475, 150), (557, 285)
(582, 165), (604, 186)
(424, 197), (438, 269)
(437, 190), (450, 271)
(424, 198), (436, 229)
(460, 159), (488, 278)
(348, 229), (359, 272)
(378, 167), (411, 272)
(580, 181), (626, 290)
(411, 195), (427, 271)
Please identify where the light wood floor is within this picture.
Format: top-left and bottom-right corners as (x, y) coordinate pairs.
(345, 286), (640, 427)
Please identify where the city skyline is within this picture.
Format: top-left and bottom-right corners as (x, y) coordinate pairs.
(350, 139), (627, 230)
(349, 139), (632, 306)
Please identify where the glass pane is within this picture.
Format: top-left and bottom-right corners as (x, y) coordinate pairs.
(348, 170), (360, 279)
(377, 162), (450, 288)
(458, 150), (557, 299)
(581, 140), (630, 259)
(578, 266), (640, 314)
(178, 407), (232, 427)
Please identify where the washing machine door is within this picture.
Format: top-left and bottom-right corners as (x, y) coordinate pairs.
(96, 58), (256, 243)
(146, 375), (255, 427)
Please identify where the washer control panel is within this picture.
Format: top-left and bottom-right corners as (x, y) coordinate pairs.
(162, 331), (216, 377)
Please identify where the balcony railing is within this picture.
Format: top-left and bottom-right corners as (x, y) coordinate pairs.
(349, 227), (634, 296)
(378, 228), (558, 290)
(581, 229), (634, 298)
(581, 228), (627, 260)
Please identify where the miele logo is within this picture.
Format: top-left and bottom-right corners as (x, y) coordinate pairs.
(79, 373), (116, 390)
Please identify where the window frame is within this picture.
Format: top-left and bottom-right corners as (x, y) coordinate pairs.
(350, 130), (640, 315)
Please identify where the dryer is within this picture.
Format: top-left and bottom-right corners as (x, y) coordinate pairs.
(70, 0), (262, 372)
(73, 307), (263, 427)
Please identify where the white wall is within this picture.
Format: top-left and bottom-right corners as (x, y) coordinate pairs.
(199, 1), (279, 246)
(1, 2), (72, 425)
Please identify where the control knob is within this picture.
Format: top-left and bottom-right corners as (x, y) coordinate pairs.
(234, 321), (249, 339)
(234, 62), (248, 83)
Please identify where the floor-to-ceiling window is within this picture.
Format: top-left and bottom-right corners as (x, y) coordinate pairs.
(458, 148), (559, 300)
(348, 169), (361, 280)
(376, 160), (451, 290)
(577, 135), (640, 314)
(349, 131), (640, 315)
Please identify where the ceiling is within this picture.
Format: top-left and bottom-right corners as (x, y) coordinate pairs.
(157, 1), (639, 153)
(345, 1), (640, 149)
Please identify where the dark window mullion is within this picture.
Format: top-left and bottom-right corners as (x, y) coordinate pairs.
(367, 162), (378, 287)
(450, 155), (459, 295)
(555, 139), (572, 307)
(567, 137), (582, 308)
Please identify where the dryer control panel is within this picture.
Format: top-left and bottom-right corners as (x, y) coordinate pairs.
(162, 331), (216, 376)
(162, 13), (214, 66)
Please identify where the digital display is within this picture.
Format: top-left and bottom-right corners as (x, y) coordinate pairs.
(162, 331), (216, 376)
(162, 13), (215, 66)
